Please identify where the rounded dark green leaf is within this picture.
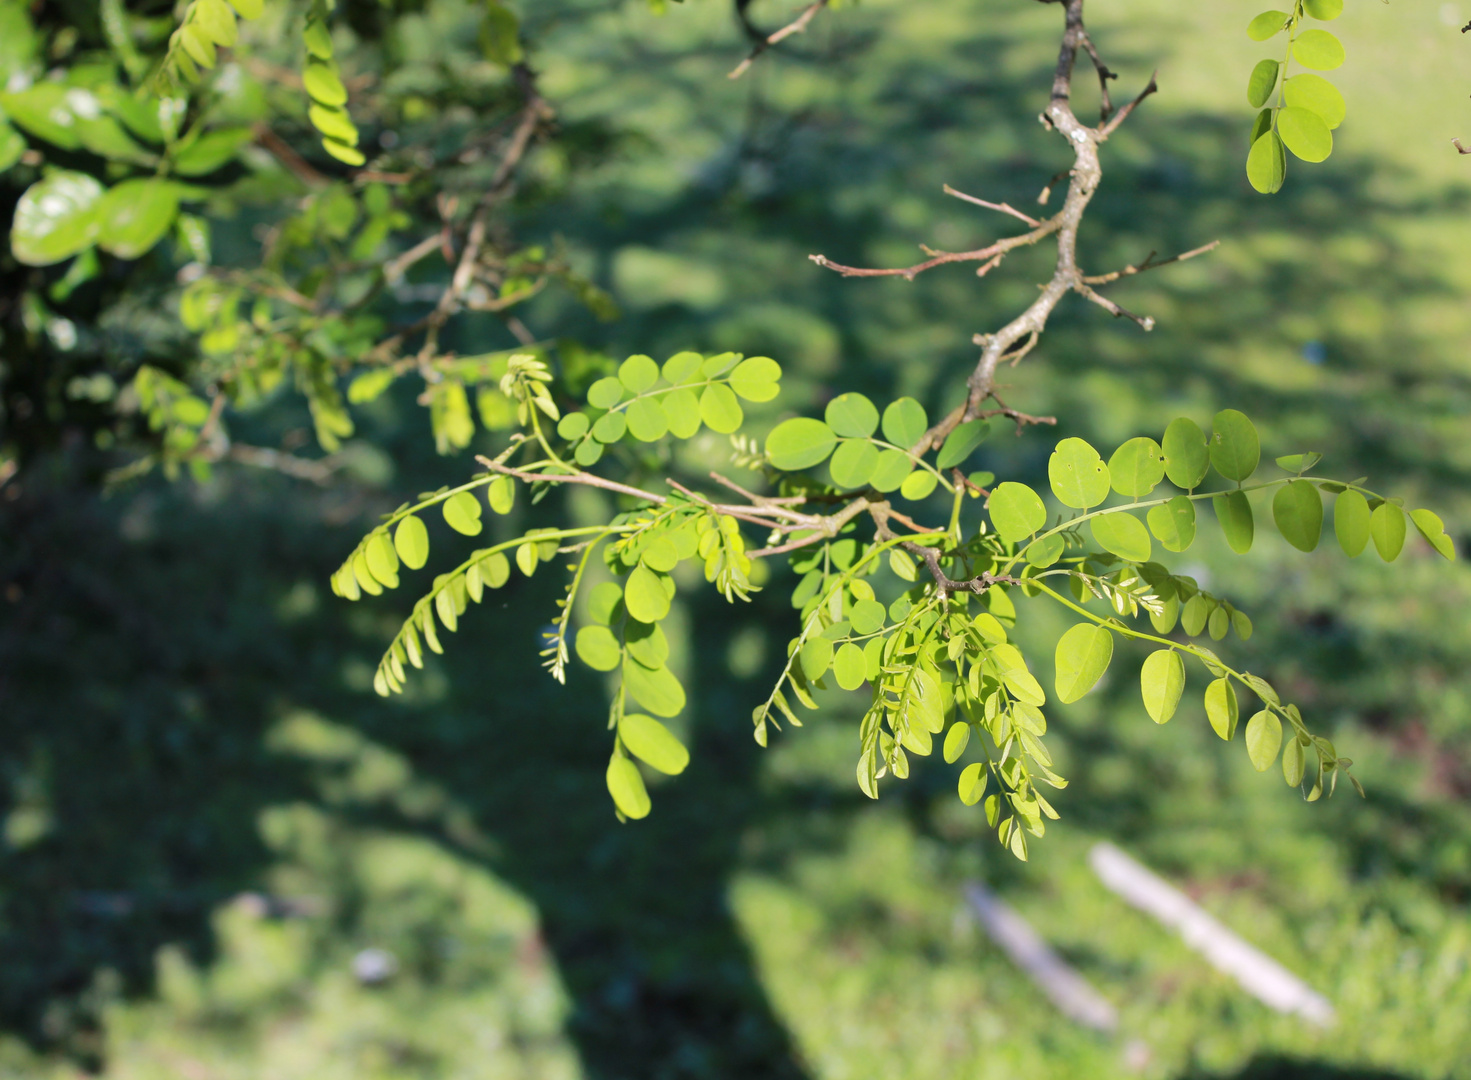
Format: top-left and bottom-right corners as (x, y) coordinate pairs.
(1370, 501), (1406, 562)
(1090, 512), (1152, 563)
(828, 438), (880, 490)
(606, 754), (650, 819)
(620, 713), (689, 775)
(1140, 649), (1185, 724)
(1277, 106), (1332, 163)
(622, 658), (686, 717)
(442, 491), (483, 535)
(1108, 437), (1166, 498)
(97, 178), (181, 259)
(833, 642), (868, 691)
(10, 171), (103, 266)
(626, 397), (669, 442)
(619, 354), (660, 394)
(1247, 9), (1289, 40)
(699, 384), (744, 434)
(881, 397), (928, 450)
(1162, 417), (1210, 489)
(766, 417), (837, 471)
(1205, 678), (1240, 741)
(1245, 710), (1283, 772)
(1247, 59), (1280, 108)
(1294, 28), (1345, 71)
(1273, 479), (1323, 552)
(624, 565), (671, 623)
(729, 356), (781, 402)
(1210, 410), (1260, 483)
(1246, 128), (1286, 194)
(1147, 495), (1197, 552)
(1054, 623), (1114, 704)
(576, 625), (622, 671)
(394, 514), (430, 570)
(824, 392), (879, 438)
(1410, 508), (1456, 561)
(868, 449), (914, 493)
(1333, 488), (1370, 557)
(1213, 490), (1255, 553)
(937, 419), (992, 470)
(1283, 74), (1345, 130)
(988, 482), (1046, 545)
(1049, 437), (1111, 509)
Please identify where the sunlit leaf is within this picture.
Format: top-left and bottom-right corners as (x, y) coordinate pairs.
(1140, 649), (1185, 724)
(1054, 623), (1114, 704)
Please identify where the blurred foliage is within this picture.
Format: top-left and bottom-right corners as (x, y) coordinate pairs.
(1, 0), (1470, 1078)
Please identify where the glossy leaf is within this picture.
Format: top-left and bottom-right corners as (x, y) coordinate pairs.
(575, 626), (622, 671)
(442, 491), (483, 535)
(1410, 509), (1456, 561)
(729, 356), (781, 402)
(1090, 512), (1152, 563)
(624, 565), (671, 623)
(606, 755), (650, 819)
(1148, 495), (1197, 552)
(394, 514), (430, 569)
(1273, 480), (1323, 552)
(1246, 710), (1283, 772)
(1247, 59), (1279, 108)
(989, 483), (1046, 544)
(1108, 437), (1166, 497)
(937, 419), (992, 470)
(1054, 623), (1114, 704)
(1277, 106), (1332, 163)
(766, 417), (837, 471)
(1294, 29), (1345, 71)
(1246, 9), (1289, 40)
(881, 397), (928, 449)
(1210, 409), (1260, 483)
(1213, 491), (1255, 553)
(1247, 128), (1286, 194)
(97, 179), (180, 259)
(620, 714), (689, 775)
(1334, 489), (1371, 556)
(1370, 502), (1406, 561)
(699, 384), (744, 434)
(824, 392), (879, 437)
(828, 439), (880, 489)
(1140, 649), (1185, 724)
(1284, 74), (1345, 129)
(1205, 678), (1239, 741)
(1049, 437), (1111, 509)
(10, 171), (103, 266)
(1162, 417), (1210, 489)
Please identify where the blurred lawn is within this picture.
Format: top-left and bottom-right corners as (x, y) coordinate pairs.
(4, 1), (1471, 1077)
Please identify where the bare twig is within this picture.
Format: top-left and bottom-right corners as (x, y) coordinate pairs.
(811, 217), (1059, 281)
(944, 184), (1043, 227)
(227, 445), (339, 484)
(729, 0), (830, 79)
(252, 124), (329, 187)
(1081, 240), (1220, 285)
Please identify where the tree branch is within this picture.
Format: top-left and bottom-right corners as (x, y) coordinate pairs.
(729, 0), (831, 79)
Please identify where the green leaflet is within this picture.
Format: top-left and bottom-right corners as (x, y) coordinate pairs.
(394, 514), (430, 569)
(972, 612), (1007, 644)
(606, 754), (651, 819)
(1003, 667), (1046, 708)
(799, 636), (833, 682)
(1049, 437), (1111, 509)
(937, 419), (992, 470)
(729, 356), (781, 402)
(1370, 502), (1406, 561)
(575, 625), (622, 671)
(1277, 106), (1332, 163)
(1210, 409), (1260, 483)
(587, 377), (623, 410)
(588, 582), (623, 624)
(829, 439), (880, 489)
(849, 599), (886, 635)
(1025, 534), (1064, 568)
(1162, 417), (1210, 489)
(1284, 74), (1345, 130)
(825, 392), (879, 438)
(10, 171), (103, 266)
(622, 658), (686, 717)
(1283, 735), (1307, 786)
(833, 642), (868, 690)
(1053, 623), (1113, 704)
(943, 721), (970, 764)
(365, 533), (399, 588)
(625, 397), (669, 442)
(1410, 508), (1456, 561)
(1205, 678), (1239, 741)
(881, 397), (928, 449)
(624, 565), (671, 623)
(1246, 9), (1289, 40)
(488, 476), (515, 514)
(1108, 437), (1166, 498)
(663, 388), (702, 438)
(1090, 512), (1152, 563)
(766, 417), (837, 471)
(443, 491), (483, 535)
(1140, 649), (1185, 724)
(1303, 0), (1342, 17)
(1246, 710), (1282, 772)
(303, 59), (348, 106)
(899, 470), (937, 501)
(699, 384), (744, 433)
(619, 714), (689, 775)
(868, 449), (914, 493)
(1148, 495), (1196, 552)
(958, 762), (986, 806)
(619, 354), (659, 393)
(1247, 129), (1287, 195)
(1213, 491), (1255, 553)
(1334, 489), (1371, 556)
(1294, 28), (1345, 71)
(988, 482), (1046, 545)
(624, 619), (669, 668)
(1272, 480), (1323, 552)
(1247, 59), (1279, 108)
